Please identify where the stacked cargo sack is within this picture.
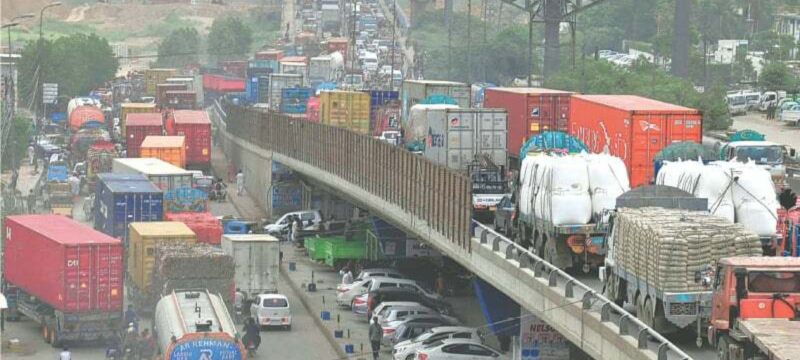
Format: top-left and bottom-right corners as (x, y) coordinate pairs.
(613, 208), (762, 292)
(586, 153), (630, 222)
(150, 243), (236, 310)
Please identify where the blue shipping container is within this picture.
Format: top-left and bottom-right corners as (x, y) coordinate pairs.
(280, 88), (313, 114)
(366, 90), (399, 127)
(94, 173), (163, 244)
(246, 77), (260, 104)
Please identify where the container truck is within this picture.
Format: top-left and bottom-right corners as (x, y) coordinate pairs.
(69, 105), (105, 132)
(569, 95), (703, 187)
(401, 80), (470, 120)
(221, 234), (281, 297)
(280, 61), (308, 85)
(120, 103), (158, 138)
(320, 90), (371, 134)
(309, 54), (344, 84)
(366, 90), (400, 134)
(144, 68), (178, 96)
(600, 200), (762, 340)
(140, 136), (186, 168)
(85, 140), (117, 189)
(94, 173), (163, 241)
(166, 110), (212, 171)
(153, 290), (244, 360)
(3, 215), (124, 346)
(156, 83), (187, 106)
(483, 87), (573, 164)
(112, 158), (193, 191)
(268, 73), (304, 110)
(220, 60), (248, 78)
(280, 88), (313, 114)
(125, 112), (164, 158)
(126, 222), (197, 308)
(321, 4), (340, 32)
(163, 90), (197, 110)
(255, 49), (283, 61)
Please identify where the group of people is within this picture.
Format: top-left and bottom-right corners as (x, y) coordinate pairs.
(766, 101), (779, 120)
(102, 305), (156, 359)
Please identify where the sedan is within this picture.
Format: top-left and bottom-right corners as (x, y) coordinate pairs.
(383, 315), (457, 346)
(393, 326), (483, 360)
(352, 293), (369, 316)
(415, 339), (501, 359)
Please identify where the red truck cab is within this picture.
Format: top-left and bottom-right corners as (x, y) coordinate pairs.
(708, 257), (800, 359)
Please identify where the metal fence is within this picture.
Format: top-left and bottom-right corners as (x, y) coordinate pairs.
(226, 105), (473, 251)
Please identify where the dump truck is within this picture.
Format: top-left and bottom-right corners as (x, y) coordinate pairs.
(600, 188), (763, 343)
(2, 215), (124, 346)
(707, 257), (800, 360)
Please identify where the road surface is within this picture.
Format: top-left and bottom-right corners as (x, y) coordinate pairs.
(732, 112), (800, 149)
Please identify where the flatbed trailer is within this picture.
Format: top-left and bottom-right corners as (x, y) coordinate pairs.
(734, 319), (800, 360)
(518, 214), (607, 271)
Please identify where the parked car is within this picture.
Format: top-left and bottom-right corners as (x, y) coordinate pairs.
(382, 315), (453, 346)
(391, 321), (447, 348)
(263, 210), (322, 235)
(780, 103), (800, 125)
(492, 195), (515, 236)
(393, 326), (483, 360)
(367, 288), (452, 319)
(414, 339), (501, 359)
(352, 293), (369, 316)
(340, 268), (409, 292)
(250, 293), (292, 330)
(337, 277), (438, 308)
(378, 305), (438, 325)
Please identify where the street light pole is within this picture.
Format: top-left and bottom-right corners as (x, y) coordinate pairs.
(35, 2), (62, 144)
(7, 14), (35, 53)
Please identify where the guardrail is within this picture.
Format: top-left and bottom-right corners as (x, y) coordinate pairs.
(473, 221), (692, 360)
(225, 104), (474, 251)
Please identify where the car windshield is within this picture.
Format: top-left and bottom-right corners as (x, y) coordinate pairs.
(727, 96), (745, 106)
(262, 298), (288, 307)
(747, 271), (800, 293)
(734, 146), (783, 164)
(412, 329), (435, 342)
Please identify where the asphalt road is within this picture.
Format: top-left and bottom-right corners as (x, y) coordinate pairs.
(1, 197), (338, 360)
(732, 112), (800, 149)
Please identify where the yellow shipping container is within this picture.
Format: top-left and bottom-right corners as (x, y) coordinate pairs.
(128, 222), (196, 292)
(319, 91), (371, 134)
(144, 68), (178, 96)
(140, 136), (186, 168)
(120, 103), (158, 137)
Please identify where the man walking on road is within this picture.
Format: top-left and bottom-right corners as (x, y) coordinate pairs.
(369, 317), (382, 360)
(58, 346), (71, 360)
(236, 169), (245, 196)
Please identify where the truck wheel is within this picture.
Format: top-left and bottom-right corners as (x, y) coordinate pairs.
(717, 335), (732, 360)
(49, 325), (61, 348)
(642, 298), (655, 329)
(41, 324), (51, 344)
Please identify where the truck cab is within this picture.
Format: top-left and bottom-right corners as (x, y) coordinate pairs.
(708, 257), (800, 360)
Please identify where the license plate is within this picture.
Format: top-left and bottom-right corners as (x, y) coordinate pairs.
(489, 206), (496, 211)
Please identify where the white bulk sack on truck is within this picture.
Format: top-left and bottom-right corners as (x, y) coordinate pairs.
(722, 162), (779, 238)
(521, 153), (592, 226)
(587, 153), (630, 221)
(656, 161), (735, 222)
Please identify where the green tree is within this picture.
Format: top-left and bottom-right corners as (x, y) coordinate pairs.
(759, 62), (798, 91)
(18, 34), (118, 102)
(2, 116), (34, 171)
(156, 27), (201, 68)
(207, 16), (253, 64)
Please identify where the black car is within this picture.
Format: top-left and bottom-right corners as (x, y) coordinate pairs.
(366, 287), (451, 319)
(492, 195), (515, 236)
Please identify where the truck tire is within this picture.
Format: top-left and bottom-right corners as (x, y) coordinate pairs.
(42, 324), (51, 344)
(717, 335), (732, 360)
(642, 298), (655, 329)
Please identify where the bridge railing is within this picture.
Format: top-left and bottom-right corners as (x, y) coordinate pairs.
(226, 105), (474, 251)
(474, 221), (692, 360)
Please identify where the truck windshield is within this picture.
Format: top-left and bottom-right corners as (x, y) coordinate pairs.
(735, 146), (783, 164)
(471, 171), (506, 194)
(747, 271), (800, 293)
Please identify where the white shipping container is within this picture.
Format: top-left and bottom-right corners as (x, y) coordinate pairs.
(268, 73), (303, 110)
(279, 62), (308, 85)
(401, 80), (470, 121)
(112, 158), (193, 191)
(221, 234), (280, 295)
(410, 106), (508, 170)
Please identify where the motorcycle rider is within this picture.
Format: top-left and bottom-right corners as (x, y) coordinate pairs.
(242, 317), (261, 355)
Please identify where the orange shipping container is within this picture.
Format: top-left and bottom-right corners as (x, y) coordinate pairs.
(140, 136), (186, 168)
(568, 95), (703, 187)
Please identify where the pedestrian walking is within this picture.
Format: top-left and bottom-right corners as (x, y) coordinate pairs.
(58, 346), (71, 360)
(369, 317), (382, 360)
(27, 189), (36, 214)
(236, 169), (245, 196)
(68, 172), (81, 199)
(27, 144), (35, 166)
(339, 267), (353, 285)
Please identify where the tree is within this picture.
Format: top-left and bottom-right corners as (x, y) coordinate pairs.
(156, 28), (201, 68)
(2, 116), (34, 171)
(759, 62), (798, 91)
(18, 34), (118, 103)
(207, 16), (253, 64)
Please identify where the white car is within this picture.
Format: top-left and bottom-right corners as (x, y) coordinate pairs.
(393, 326), (483, 360)
(250, 294), (292, 330)
(336, 277), (439, 307)
(414, 339), (501, 359)
(263, 210), (322, 235)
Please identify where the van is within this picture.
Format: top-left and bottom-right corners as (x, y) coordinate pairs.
(336, 277), (437, 307)
(250, 293), (292, 330)
(263, 210), (322, 235)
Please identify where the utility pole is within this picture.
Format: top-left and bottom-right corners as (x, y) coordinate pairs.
(389, 0), (397, 89)
(526, 0), (533, 86)
(467, 0), (472, 83)
(542, 0), (562, 79)
(36, 2), (62, 139)
(482, 0), (488, 81)
(447, 0), (453, 80)
(671, 0), (690, 78)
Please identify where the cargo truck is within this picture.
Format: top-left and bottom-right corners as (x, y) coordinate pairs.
(320, 90), (371, 134)
(112, 158), (193, 192)
(153, 290), (244, 360)
(140, 136), (186, 168)
(401, 80), (470, 121)
(166, 110), (212, 171)
(221, 234), (280, 297)
(703, 129), (792, 189)
(268, 73), (304, 111)
(94, 173), (163, 241)
(125, 112), (164, 158)
(600, 188), (762, 342)
(3, 215), (124, 346)
(85, 140), (117, 189)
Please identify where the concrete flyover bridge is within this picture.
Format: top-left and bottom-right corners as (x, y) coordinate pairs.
(215, 104), (692, 360)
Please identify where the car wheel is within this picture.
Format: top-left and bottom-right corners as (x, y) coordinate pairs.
(406, 355), (415, 360)
(285, 325), (292, 331)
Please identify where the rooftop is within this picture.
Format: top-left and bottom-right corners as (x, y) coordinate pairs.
(9, 215), (120, 245)
(573, 94), (700, 112)
(172, 110), (211, 124)
(125, 112), (163, 127)
(488, 87), (574, 95)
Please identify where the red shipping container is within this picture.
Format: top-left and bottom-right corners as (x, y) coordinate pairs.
(202, 74), (246, 93)
(164, 212), (223, 245)
(569, 95), (703, 187)
(306, 96), (320, 122)
(483, 87), (573, 158)
(255, 49), (284, 61)
(4, 215), (124, 313)
(166, 110), (212, 168)
(164, 91), (197, 110)
(126, 113), (164, 157)
(327, 38), (349, 56)
(220, 60), (248, 78)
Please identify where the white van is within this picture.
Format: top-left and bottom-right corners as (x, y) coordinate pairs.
(361, 52), (379, 72)
(263, 210), (322, 235)
(251, 293), (292, 330)
(337, 277), (438, 307)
